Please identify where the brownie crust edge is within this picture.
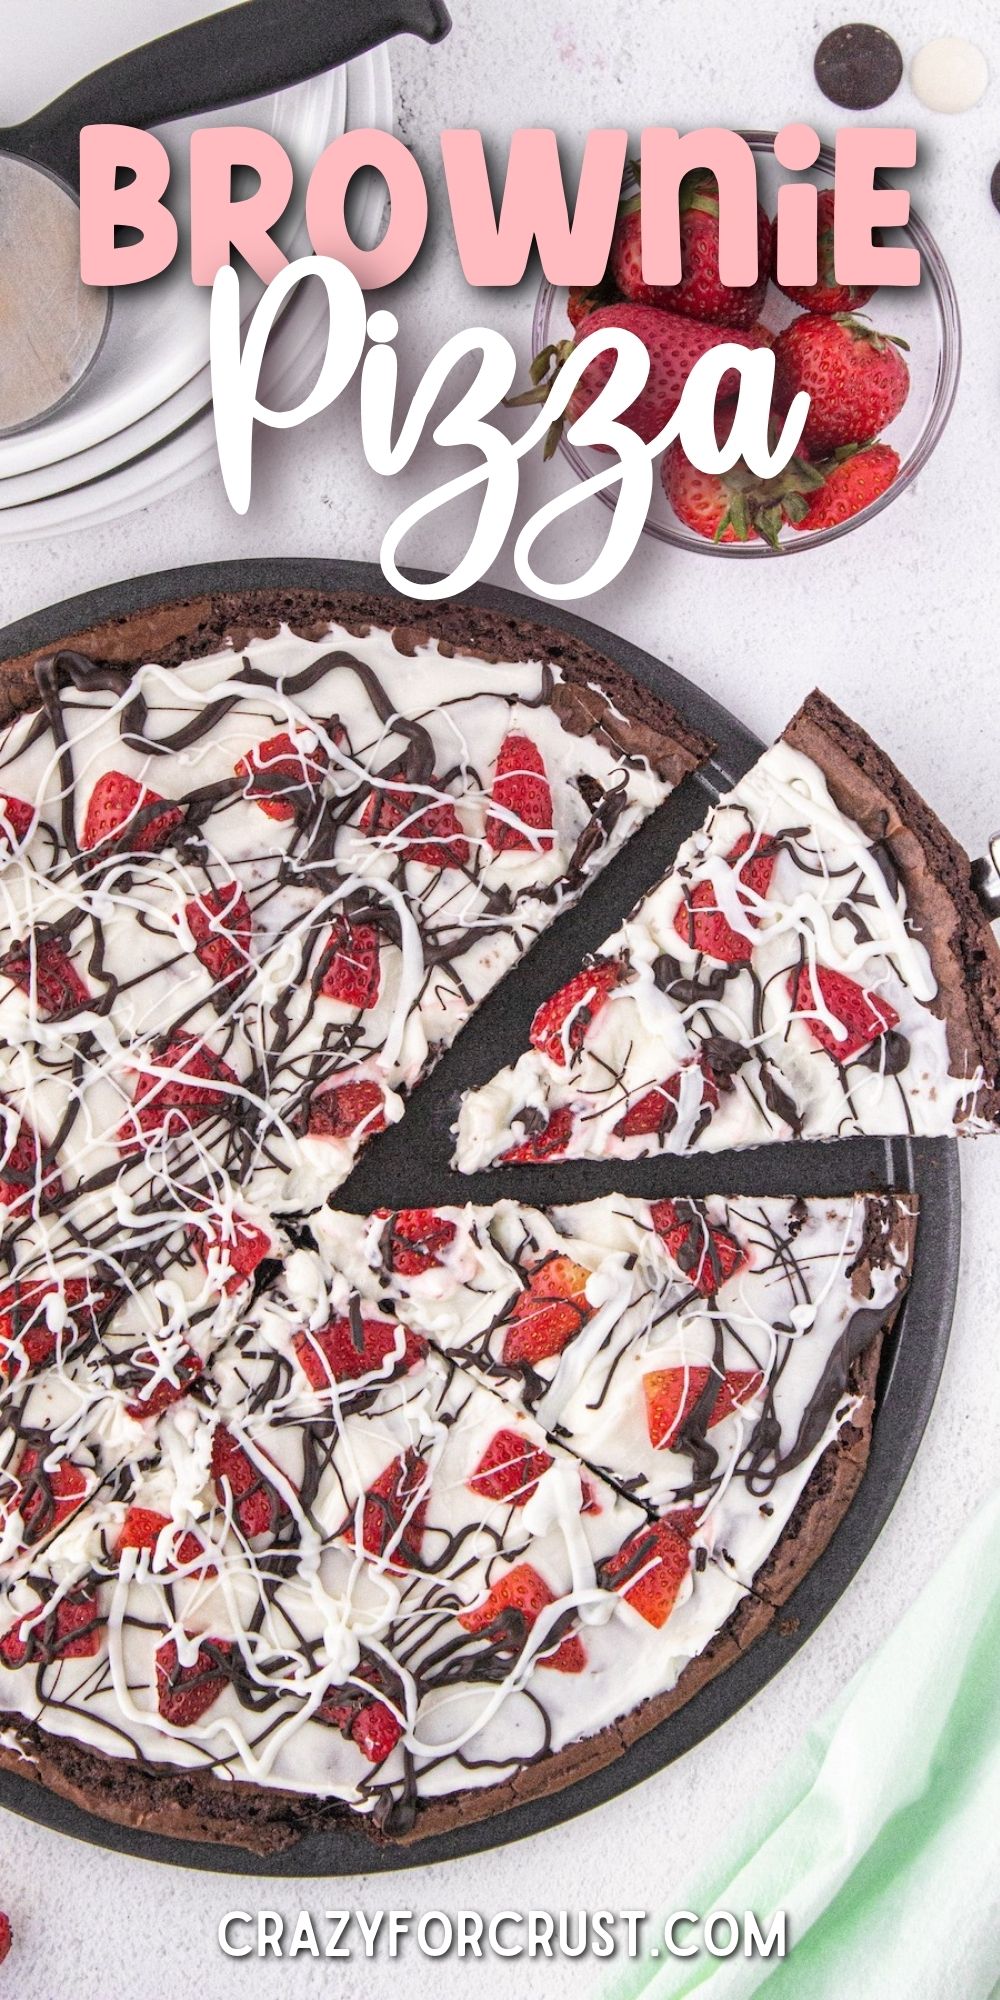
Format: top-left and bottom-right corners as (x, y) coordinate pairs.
(0, 586), (714, 789)
(785, 689), (1000, 1128)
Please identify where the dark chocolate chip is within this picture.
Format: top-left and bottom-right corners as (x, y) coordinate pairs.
(991, 161), (1000, 214)
(855, 1028), (911, 1076)
(814, 23), (903, 110)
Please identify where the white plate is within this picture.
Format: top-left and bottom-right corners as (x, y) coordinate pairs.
(0, 48), (392, 542)
(0, 0), (343, 479)
(0, 64), (347, 508)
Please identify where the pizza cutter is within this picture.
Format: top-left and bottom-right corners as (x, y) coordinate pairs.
(0, 0), (451, 438)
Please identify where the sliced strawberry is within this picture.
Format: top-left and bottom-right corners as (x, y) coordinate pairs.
(359, 1450), (428, 1569)
(293, 1314), (426, 1391)
(458, 1563), (585, 1672)
(0, 1586), (101, 1667)
(190, 1212), (271, 1296)
(211, 1424), (288, 1540)
(115, 1507), (209, 1571)
(359, 785), (469, 870)
(485, 734), (554, 852)
(320, 1691), (403, 1762)
(721, 833), (776, 899)
(119, 1031), (239, 1152)
(614, 1058), (720, 1140)
(317, 1657), (404, 1761)
(712, 1369), (765, 1421)
(664, 1505), (703, 1541)
(184, 884), (253, 991)
(469, 1428), (554, 1505)
(0, 1277), (106, 1378)
(602, 1520), (691, 1629)
(82, 772), (184, 854)
(318, 918), (381, 1009)
(789, 964), (900, 1061)
(374, 1207), (457, 1276)
(529, 961), (621, 1066)
(16, 1448), (87, 1546)
(643, 1365), (764, 1450)
(155, 1634), (233, 1726)
(0, 1107), (62, 1215)
(234, 730), (327, 822)
(0, 937), (89, 1017)
(116, 1505), (183, 1557)
(649, 1199), (748, 1297)
(349, 1699), (403, 1763)
(124, 1343), (203, 1421)
(501, 1106), (574, 1164)
(115, 1505), (171, 1552)
(673, 833), (777, 963)
(307, 1077), (386, 1142)
(0, 794), (33, 849)
(615, 1080), (682, 1141)
(502, 1255), (592, 1368)
(319, 1690), (363, 1729)
(580, 1476), (601, 1516)
(0, 1910), (10, 1963)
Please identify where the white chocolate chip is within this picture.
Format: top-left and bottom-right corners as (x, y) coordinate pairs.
(910, 37), (989, 113)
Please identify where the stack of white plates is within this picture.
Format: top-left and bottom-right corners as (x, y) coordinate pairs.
(0, 10), (392, 541)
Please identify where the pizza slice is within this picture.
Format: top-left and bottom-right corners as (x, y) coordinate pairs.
(317, 1188), (915, 1592)
(455, 691), (1000, 1166)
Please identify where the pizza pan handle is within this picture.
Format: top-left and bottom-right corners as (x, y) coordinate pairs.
(1, 0), (451, 190)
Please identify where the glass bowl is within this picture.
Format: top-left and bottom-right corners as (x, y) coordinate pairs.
(530, 131), (961, 557)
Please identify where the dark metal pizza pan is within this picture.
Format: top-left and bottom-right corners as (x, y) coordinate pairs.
(0, 558), (961, 1874)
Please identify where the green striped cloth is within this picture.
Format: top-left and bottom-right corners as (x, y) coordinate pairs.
(615, 1489), (1000, 2000)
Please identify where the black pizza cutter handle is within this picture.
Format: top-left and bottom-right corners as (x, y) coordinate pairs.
(973, 839), (1000, 919)
(0, 0), (451, 191)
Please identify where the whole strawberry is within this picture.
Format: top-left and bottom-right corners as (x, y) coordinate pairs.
(567, 286), (604, 329)
(792, 442), (899, 531)
(771, 187), (876, 315)
(772, 314), (909, 452)
(515, 306), (773, 455)
(662, 435), (825, 548)
(610, 175), (773, 328)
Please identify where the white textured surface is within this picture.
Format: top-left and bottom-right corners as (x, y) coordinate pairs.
(1, 2), (999, 1994)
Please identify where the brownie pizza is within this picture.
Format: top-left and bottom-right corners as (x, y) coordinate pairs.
(0, 588), (964, 1853)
